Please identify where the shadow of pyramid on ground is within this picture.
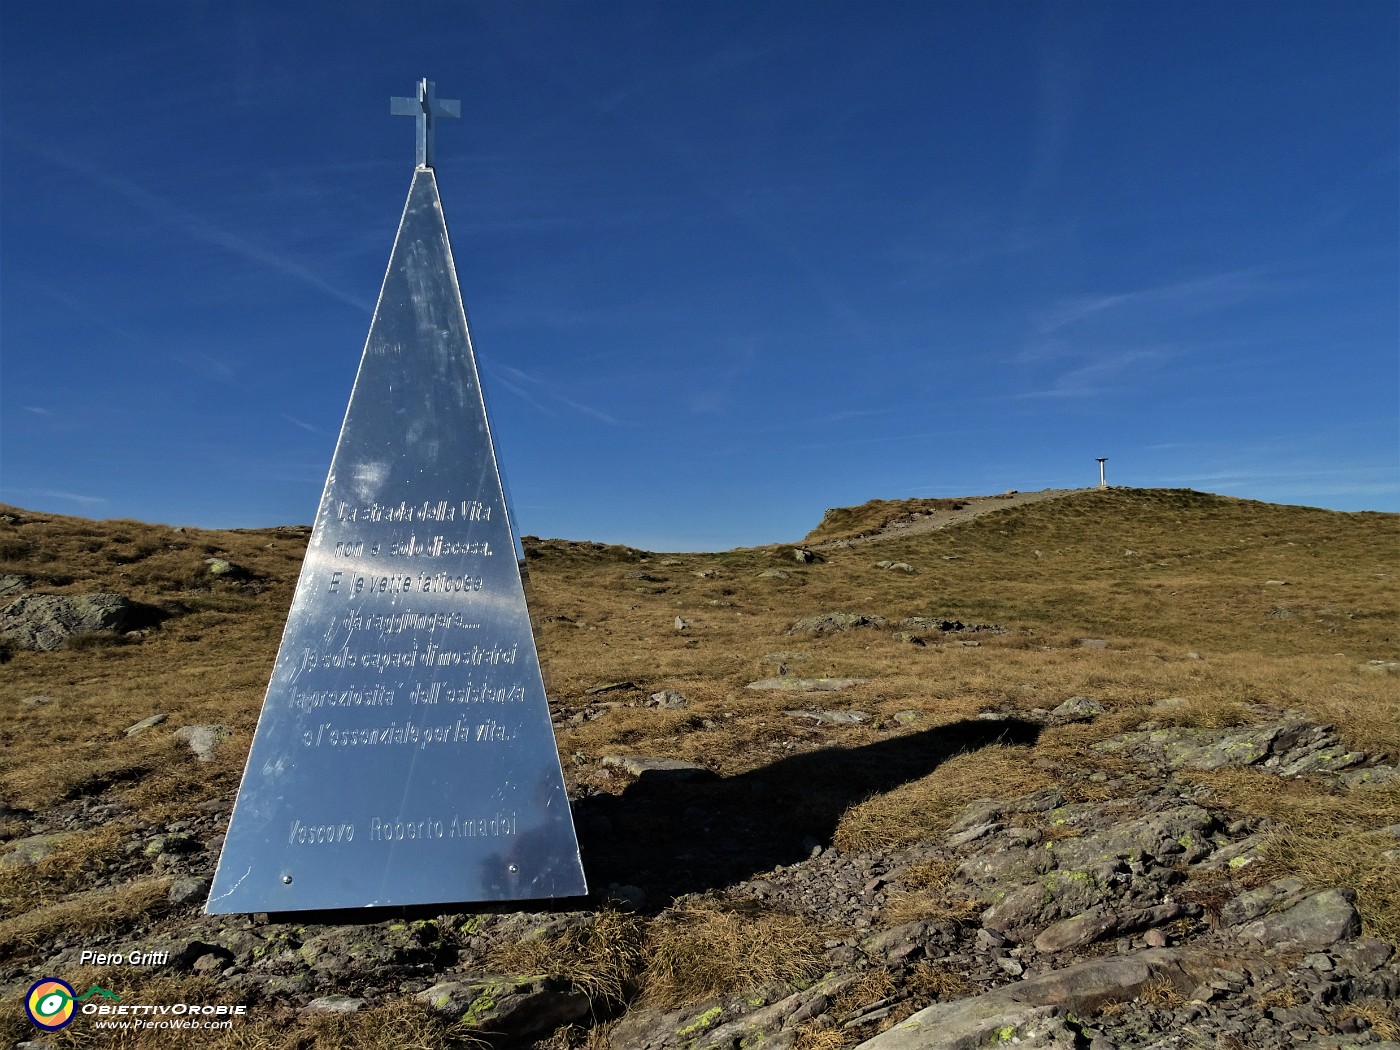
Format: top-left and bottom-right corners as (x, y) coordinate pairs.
(575, 717), (1042, 906)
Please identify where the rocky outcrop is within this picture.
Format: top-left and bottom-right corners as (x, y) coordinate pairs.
(856, 948), (1196, 1049)
(788, 612), (889, 635)
(417, 975), (589, 1042)
(0, 592), (158, 650)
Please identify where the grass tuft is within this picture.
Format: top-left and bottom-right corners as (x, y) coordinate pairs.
(487, 909), (645, 1004)
(641, 898), (827, 1007)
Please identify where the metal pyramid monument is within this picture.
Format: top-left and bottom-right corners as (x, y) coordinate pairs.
(207, 80), (586, 913)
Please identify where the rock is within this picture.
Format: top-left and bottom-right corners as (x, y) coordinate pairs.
(126, 714), (168, 736)
(0, 800), (35, 823)
(1095, 718), (1365, 778)
(674, 617), (689, 630)
(1360, 660), (1399, 675)
(600, 755), (714, 781)
(965, 803), (1214, 939)
(417, 976), (589, 1040)
(1196, 832), (1269, 871)
(1234, 889), (1361, 949)
(946, 821), (1002, 848)
(876, 561), (916, 573)
(607, 1002), (707, 1050)
(899, 617), (1004, 634)
(894, 709), (924, 724)
(20, 695), (52, 706)
(784, 708), (871, 725)
(1032, 909), (1122, 954)
(0, 574), (27, 597)
(302, 996), (365, 1014)
(1340, 764), (1400, 788)
(192, 953), (225, 975)
(698, 973), (859, 1049)
(1050, 696), (1105, 723)
(585, 681), (637, 695)
(145, 833), (200, 856)
(758, 569), (790, 579)
(747, 677), (871, 692)
(173, 724), (231, 762)
(861, 921), (934, 964)
(787, 612), (888, 635)
(859, 1004), (1069, 1050)
(646, 690), (689, 709)
(0, 833), (72, 870)
(1334, 938), (1394, 974)
(791, 548), (821, 564)
(856, 949), (1192, 1049)
(1051, 805), (1216, 869)
(1032, 903), (1195, 953)
(0, 592), (147, 651)
(1220, 878), (1311, 927)
(1078, 638), (1108, 649)
(168, 877), (210, 906)
(204, 558), (249, 578)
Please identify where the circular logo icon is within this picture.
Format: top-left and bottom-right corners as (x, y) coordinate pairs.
(25, 978), (76, 1031)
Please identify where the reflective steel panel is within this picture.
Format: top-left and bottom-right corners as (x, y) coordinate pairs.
(207, 169), (587, 913)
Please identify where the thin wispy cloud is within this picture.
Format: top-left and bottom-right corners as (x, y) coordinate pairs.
(1013, 347), (1171, 400)
(554, 394), (618, 427)
(482, 363), (620, 426)
(1038, 269), (1275, 334)
(282, 415), (320, 434)
(23, 406), (51, 416)
(31, 143), (368, 313)
(38, 489), (107, 506)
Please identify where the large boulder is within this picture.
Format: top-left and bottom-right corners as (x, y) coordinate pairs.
(0, 592), (151, 650)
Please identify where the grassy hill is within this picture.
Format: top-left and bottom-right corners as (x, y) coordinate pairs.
(0, 489), (1396, 1047)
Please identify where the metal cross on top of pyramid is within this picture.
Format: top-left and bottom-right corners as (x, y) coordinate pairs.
(391, 78), (460, 169)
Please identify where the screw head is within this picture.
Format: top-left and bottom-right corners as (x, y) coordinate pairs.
(281, 875), (293, 885)
(507, 864), (518, 874)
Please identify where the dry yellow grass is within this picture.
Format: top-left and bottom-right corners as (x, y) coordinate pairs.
(640, 898), (827, 1007)
(0, 487), (1397, 1044)
(0, 825), (126, 914)
(1337, 999), (1400, 1041)
(803, 496), (976, 542)
(0, 878), (171, 961)
(834, 744), (1052, 853)
(1137, 974), (1187, 1009)
(486, 909), (645, 1004)
(1185, 770), (1400, 941)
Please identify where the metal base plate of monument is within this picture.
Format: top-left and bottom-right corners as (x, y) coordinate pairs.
(206, 157), (586, 912)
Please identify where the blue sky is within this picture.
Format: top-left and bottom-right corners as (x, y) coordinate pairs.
(2, 1), (1395, 550)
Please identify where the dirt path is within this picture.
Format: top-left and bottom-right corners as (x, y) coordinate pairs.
(811, 487), (1086, 549)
